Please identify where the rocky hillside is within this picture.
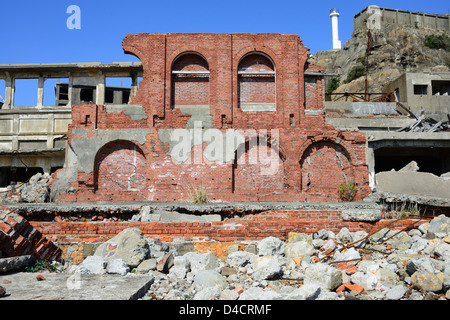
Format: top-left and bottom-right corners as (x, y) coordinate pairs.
(310, 24), (450, 96)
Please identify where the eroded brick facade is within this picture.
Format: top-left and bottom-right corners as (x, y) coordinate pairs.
(57, 33), (370, 203)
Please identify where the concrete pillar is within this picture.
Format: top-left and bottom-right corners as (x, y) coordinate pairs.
(68, 74), (73, 107)
(37, 77), (44, 107)
(96, 71), (105, 105)
(130, 72), (138, 103)
(3, 74), (13, 109)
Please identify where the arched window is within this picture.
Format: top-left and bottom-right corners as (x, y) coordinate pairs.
(171, 53), (210, 108)
(238, 53), (276, 111)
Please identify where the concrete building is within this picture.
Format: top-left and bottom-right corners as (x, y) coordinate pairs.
(0, 62), (143, 187)
(384, 72), (450, 114)
(353, 5), (450, 33)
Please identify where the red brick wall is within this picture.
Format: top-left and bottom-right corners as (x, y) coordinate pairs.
(55, 33), (371, 204)
(30, 210), (427, 244)
(0, 206), (62, 261)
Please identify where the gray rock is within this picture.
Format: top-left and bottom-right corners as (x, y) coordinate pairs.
(226, 251), (256, 268)
(194, 270), (227, 289)
(350, 271), (378, 291)
(19, 173), (51, 203)
(193, 285), (221, 300)
(94, 228), (149, 268)
(314, 229), (330, 240)
(220, 289), (239, 300)
(433, 243), (450, 261)
(411, 270), (442, 293)
(285, 241), (315, 258)
(286, 283), (321, 300)
(106, 259), (130, 275)
(377, 268), (400, 287)
(184, 252), (218, 273)
(146, 238), (169, 258)
(238, 287), (282, 300)
(336, 228), (353, 244)
(385, 285), (407, 300)
(77, 256), (107, 275)
(304, 263), (342, 291)
(408, 236), (429, 253)
(251, 255), (283, 281)
(387, 231), (412, 250)
(406, 257), (435, 275)
(428, 214), (450, 237)
(0, 255), (35, 273)
(136, 259), (157, 274)
(333, 247), (361, 262)
(257, 237), (285, 256)
(170, 256), (190, 279)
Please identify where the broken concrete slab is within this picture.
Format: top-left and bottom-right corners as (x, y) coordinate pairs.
(375, 171), (450, 201)
(341, 209), (382, 222)
(0, 255), (35, 273)
(0, 271), (153, 300)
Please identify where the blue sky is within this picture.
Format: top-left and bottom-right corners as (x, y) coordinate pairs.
(0, 0), (448, 105)
(1, 0), (448, 64)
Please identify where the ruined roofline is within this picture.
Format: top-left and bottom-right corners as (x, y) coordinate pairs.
(0, 62), (142, 75)
(353, 5), (450, 19)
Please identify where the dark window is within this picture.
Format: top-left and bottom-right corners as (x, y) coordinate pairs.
(413, 85), (428, 95)
(80, 88), (94, 103)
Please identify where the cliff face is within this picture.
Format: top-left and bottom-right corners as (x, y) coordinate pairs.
(310, 24), (450, 95)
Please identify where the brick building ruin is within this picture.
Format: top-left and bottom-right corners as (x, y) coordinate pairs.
(1, 31), (449, 262)
(44, 33), (370, 203)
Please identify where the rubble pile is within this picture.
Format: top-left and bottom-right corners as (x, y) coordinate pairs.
(66, 214), (450, 300)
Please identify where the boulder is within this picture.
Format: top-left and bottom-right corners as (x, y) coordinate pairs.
(411, 270), (443, 293)
(94, 228), (149, 268)
(428, 215), (450, 238)
(76, 256), (107, 274)
(285, 241), (315, 258)
(136, 259), (157, 274)
(106, 259), (129, 275)
(226, 251), (256, 268)
(286, 283), (322, 300)
(194, 270), (227, 289)
(385, 285), (408, 300)
(251, 255), (283, 281)
(170, 256), (190, 279)
(184, 252), (218, 273)
(257, 236), (285, 256)
(304, 263), (342, 291)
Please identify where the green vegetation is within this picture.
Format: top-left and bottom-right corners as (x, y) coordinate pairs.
(424, 33), (450, 52)
(25, 259), (58, 273)
(343, 65), (366, 84)
(337, 180), (357, 202)
(325, 77), (341, 101)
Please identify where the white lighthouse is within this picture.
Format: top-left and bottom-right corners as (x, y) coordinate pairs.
(330, 8), (342, 50)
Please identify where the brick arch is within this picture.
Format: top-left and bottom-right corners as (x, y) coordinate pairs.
(232, 136), (286, 199)
(233, 47), (279, 70)
(298, 137), (355, 202)
(93, 140), (148, 201)
(170, 51), (211, 108)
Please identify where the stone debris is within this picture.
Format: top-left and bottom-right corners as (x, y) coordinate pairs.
(3, 214), (449, 300)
